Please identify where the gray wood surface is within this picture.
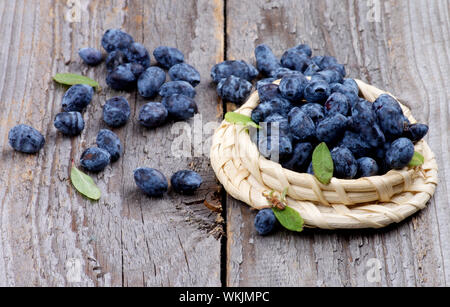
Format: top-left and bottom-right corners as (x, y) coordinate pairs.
(0, 0), (448, 287)
(0, 0), (223, 286)
(226, 0), (450, 286)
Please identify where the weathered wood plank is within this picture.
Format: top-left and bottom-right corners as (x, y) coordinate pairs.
(226, 0), (449, 286)
(0, 0), (224, 286)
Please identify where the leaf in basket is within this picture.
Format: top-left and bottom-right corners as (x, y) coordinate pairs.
(272, 206), (304, 232)
(408, 151), (424, 167)
(70, 165), (101, 201)
(225, 112), (260, 128)
(53, 73), (99, 89)
(312, 142), (333, 185)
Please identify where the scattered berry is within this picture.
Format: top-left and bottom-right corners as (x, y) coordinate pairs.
(211, 60), (258, 83)
(106, 50), (127, 73)
(8, 124), (45, 154)
(106, 64), (137, 91)
(101, 29), (134, 53)
(54, 111), (85, 136)
(137, 66), (166, 98)
(78, 47), (103, 66)
(254, 209), (277, 235)
(138, 102), (168, 128)
(133, 167), (168, 197)
(171, 170), (203, 194)
(168, 63), (201, 87)
(254, 44), (281, 76)
(124, 42), (150, 68)
(96, 129), (122, 162)
(103, 96), (130, 128)
(80, 147), (111, 172)
(281, 49), (311, 72)
(62, 84), (94, 112)
(153, 46), (184, 69)
(159, 81), (196, 98)
(217, 75), (252, 104)
(163, 94), (198, 120)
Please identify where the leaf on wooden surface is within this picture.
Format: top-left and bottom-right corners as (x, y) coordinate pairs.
(70, 166), (101, 200)
(53, 73), (99, 89)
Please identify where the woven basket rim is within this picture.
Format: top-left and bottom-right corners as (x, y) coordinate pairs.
(210, 79), (438, 229)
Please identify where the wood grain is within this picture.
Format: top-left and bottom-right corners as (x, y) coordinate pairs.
(0, 0), (224, 286)
(226, 0), (449, 286)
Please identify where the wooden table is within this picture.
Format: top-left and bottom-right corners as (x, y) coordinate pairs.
(0, 0), (448, 287)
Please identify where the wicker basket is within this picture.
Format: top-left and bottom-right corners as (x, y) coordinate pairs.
(210, 79), (438, 229)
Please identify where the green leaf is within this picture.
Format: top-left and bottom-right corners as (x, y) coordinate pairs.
(408, 151), (424, 167)
(53, 73), (99, 89)
(272, 206), (304, 232)
(225, 112), (260, 128)
(312, 142), (334, 184)
(70, 166), (101, 200)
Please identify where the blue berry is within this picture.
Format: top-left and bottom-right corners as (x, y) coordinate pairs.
(217, 75), (252, 104)
(339, 130), (371, 158)
(106, 64), (137, 91)
(316, 56), (338, 70)
(303, 63), (321, 77)
(282, 142), (313, 172)
(258, 83), (281, 103)
(123, 62), (145, 78)
(211, 60), (258, 83)
(170, 170), (203, 194)
(316, 69), (343, 84)
(304, 79), (330, 104)
(257, 135), (293, 162)
(385, 137), (414, 170)
(62, 84), (94, 112)
(311, 56), (324, 67)
(327, 63), (346, 78)
(251, 98), (291, 123)
(96, 129), (122, 162)
(106, 50), (127, 73)
(288, 107), (316, 141)
(168, 63), (201, 87)
(342, 79), (359, 95)
(101, 29), (134, 53)
(324, 92), (350, 116)
(80, 147), (111, 172)
(133, 167), (168, 197)
(54, 112), (85, 136)
(153, 46), (184, 69)
(357, 157), (379, 177)
(78, 48), (103, 66)
(8, 124), (45, 154)
(279, 73), (308, 102)
(264, 113), (290, 137)
(329, 83), (359, 108)
(163, 94), (198, 121)
(281, 49), (311, 72)
(373, 94), (402, 114)
(271, 67), (303, 79)
(316, 113), (348, 143)
(137, 66), (166, 98)
(405, 123), (428, 142)
(256, 78), (277, 90)
(124, 42), (150, 68)
(307, 161), (314, 175)
(377, 106), (404, 138)
(291, 44), (312, 57)
(331, 146), (358, 179)
(103, 96), (130, 128)
(159, 81), (196, 98)
(254, 209), (277, 236)
(299, 103), (325, 123)
(350, 99), (377, 129)
(254, 44), (281, 76)
(138, 102), (168, 128)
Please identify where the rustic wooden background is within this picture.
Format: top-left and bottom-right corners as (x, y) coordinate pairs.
(0, 0), (448, 287)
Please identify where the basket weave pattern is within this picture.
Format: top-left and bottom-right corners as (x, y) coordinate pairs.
(210, 79), (438, 229)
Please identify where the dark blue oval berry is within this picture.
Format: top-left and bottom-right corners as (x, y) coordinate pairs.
(256, 78), (277, 90)
(373, 94), (402, 114)
(168, 63), (201, 87)
(170, 170), (203, 194)
(339, 130), (372, 158)
(153, 46), (184, 69)
(211, 60), (258, 83)
(123, 62), (145, 78)
(279, 73), (308, 102)
(288, 107), (316, 141)
(124, 42), (150, 68)
(324, 92), (350, 116)
(303, 63), (321, 77)
(316, 56), (338, 70)
(96, 129), (122, 162)
(304, 80), (330, 104)
(62, 84), (94, 112)
(78, 48), (103, 66)
(106, 50), (127, 73)
(8, 124), (45, 154)
(103, 96), (130, 128)
(138, 102), (168, 128)
(217, 75), (252, 104)
(137, 66), (166, 98)
(134, 167), (168, 197)
(316, 113), (348, 143)
(316, 69), (343, 84)
(80, 147), (111, 172)
(405, 123), (428, 143)
(163, 94), (198, 121)
(106, 64), (137, 91)
(101, 29), (134, 53)
(258, 83), (281, 103)
(292, 44), (312, 57)
(331, 146), (358, 179)
(280, 49), (311, 72)
(254, 44), (281, 77)
(257, 135), (293, 162)
(254, 209), (277, 236)
(377, 106), (405, 138)
(54, 112), (85, 136)
(385, 137), (414, 170)
(282, 142), (313, 172)
(271, 67), (303, 79)
(299, 103), (325, 123)
(357, 157), (379, 178)
(159, 81), (196, 98)
(251, 98), (292, 124)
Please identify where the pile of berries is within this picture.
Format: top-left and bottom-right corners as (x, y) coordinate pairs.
(8, 29), (203, 197)
(211, 43), (429, 181)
